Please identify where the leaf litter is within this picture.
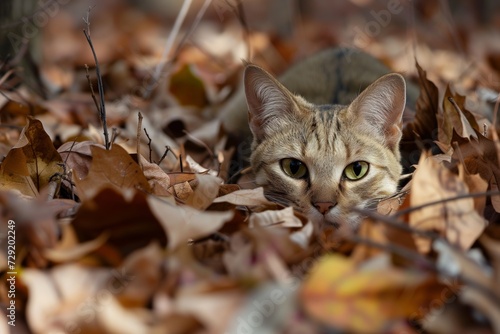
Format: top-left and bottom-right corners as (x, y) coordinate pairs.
(1, 1), (500, 333)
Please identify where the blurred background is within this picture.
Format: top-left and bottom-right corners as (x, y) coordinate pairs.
(1, 0), (500, 127)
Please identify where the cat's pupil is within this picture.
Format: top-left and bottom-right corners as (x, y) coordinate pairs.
(352, 162), (363, 176)
(290, 160), (302, 175)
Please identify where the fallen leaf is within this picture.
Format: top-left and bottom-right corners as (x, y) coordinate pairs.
(249, 206), (303, 228)
(434, 238), (500, 333)
(116, 242), (163, 308)
(213, 187), (275, 207)
(400, 61), (439, 167)
(44, 224), (109, 263)
(442, 85), (478, 142)
(0, 190), (76, 268)
(0, 118), (63, 196)
(410, 153), (487, 252)
(135, 154), (172, 197)
(147, 195), (233, 250)
(58, 141), (103, 180)
(72, 188), (167, 262)
(169, 64), (209, 108)
(185, 174), (222, 210)
(301, 254), (445, 333)
(22, 264), (111, 333)
(74, 144), (152, 199)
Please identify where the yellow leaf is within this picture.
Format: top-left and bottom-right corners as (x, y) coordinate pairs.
(301, 254), (444, 333)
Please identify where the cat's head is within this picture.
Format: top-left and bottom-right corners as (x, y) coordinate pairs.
(244, 64), (405, 231)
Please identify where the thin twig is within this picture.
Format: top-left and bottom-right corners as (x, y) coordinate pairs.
(347, 234), (437, 270)
(493, 94), (499, 130)
(143, 127), (153, 163)
(137, 112), (143, 169)
(84, 64), (101, 114)
(179, 154), (184, 173)
(143, 0), (193, 98)
(158, 146), (174, 165)
(174, 0), (213, 57)
(83, 7), (110, 149)
(353, 207), (440, 239)
(394, 190), (500, 217)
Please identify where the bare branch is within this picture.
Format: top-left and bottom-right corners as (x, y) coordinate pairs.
(83, 6), (110, 149)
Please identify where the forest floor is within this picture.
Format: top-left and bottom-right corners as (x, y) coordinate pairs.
(0, 1), (500, 333)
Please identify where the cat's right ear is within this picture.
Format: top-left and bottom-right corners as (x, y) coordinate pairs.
(244, 65), (296, 141)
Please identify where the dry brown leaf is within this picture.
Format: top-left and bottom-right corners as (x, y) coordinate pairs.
(72, 188), (167, 261)
(442, 85), (479, 142)
(136, 154), (172, 197)
(487, 125), (500, 212)
(213, 187), (275, 207)
(0, 118), (63, 196)
(0, 191), (76, 268)
(249, 206), (303, 228)
(172, 181), (193, 201)
(479, 235), (500, 296)
(147, 196), (233, 250)
(410, 154), (486, 253)
(116, 242), (163, 308)
(175, 290), (244, 334)
(185, 174), (222, 210)
(461, 168), (488, 214)
(168, 172), (197, 185)
(58, 141), (103, 180)
(491, 178), (500, 213)
(44, 224), (109, 263)
(22, 264), (111, 333)
(351, 219), (388, 263)
(74, 144), (151, 199)
(400, 61), (439, 166)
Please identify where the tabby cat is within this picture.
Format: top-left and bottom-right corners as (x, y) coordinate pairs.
(244, 63), (406, 230)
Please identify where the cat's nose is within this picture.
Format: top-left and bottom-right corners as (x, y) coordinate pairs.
(313, 201), (336, 215)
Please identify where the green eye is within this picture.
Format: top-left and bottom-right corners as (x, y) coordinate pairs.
(281, 158), (308, 179)
(343, 161), (369, 180)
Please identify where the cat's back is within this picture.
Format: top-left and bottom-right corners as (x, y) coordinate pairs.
(218, 47), (418, 137)
(279, 48), (394, 105)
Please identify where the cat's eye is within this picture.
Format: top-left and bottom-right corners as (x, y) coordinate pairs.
(281, 158), (308, 179)
(343, 161), (369, 180)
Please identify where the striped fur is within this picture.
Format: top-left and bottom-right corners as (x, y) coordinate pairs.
(245, 65), (405, 231)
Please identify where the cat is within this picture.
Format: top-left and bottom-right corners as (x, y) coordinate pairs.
(243, 61), (406, 230)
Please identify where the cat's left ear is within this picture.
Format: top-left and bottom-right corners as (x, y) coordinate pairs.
(349, 73), (406, 151)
